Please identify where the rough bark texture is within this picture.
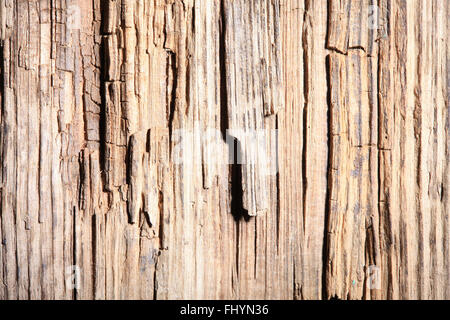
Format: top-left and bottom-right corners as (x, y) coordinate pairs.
(0, 0), (448, 300)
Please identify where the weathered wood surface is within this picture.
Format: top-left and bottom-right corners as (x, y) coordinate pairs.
(0, 0), (448, 300)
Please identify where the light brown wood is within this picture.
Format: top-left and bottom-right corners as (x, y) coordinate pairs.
(0, 0), (448, 300)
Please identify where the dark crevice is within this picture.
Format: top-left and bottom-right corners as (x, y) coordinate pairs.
(229, 137), (250, 222)
(91, 214), (97, 299)
(219, 0), (229, 141)
(293, 260), (298, 300)
(301, 8), (309, 235)
(158, 190), (165, 250)
(145, 129), (151, 153)
(80, 40), (89, 145)
(322, 54), (333, 300)
(229, 137), (249, 278)
(327, 46), (349, 55)
(153, 277), (158, 300)
(185, 56), (191, 116)
(98, 27), (108, 190)
(125, 135), (133, 186)
(141, 208), (152, 229)
(153, 251), (159, 300)
(324, 0), (333, 51)
(235, 221), (240, 277)
(275, 115), (280, 253)
(0, 40), (4, 166)
(254, 218), (257, 278)
(72, 206), (77, 300)
(167, 51), (177, 154)
(191, 5), (195, 34)
(99, 0), (108, 35)
(219, 0), (249, 224)
(78, 153), (86, 211)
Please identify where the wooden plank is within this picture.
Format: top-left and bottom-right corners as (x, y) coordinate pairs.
(0, 0), (448, 300)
